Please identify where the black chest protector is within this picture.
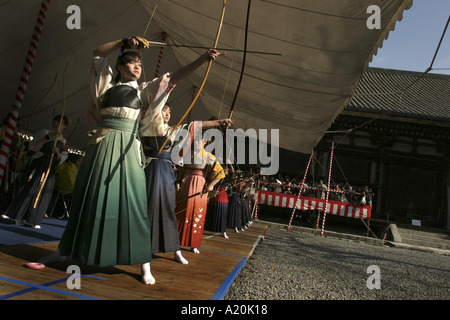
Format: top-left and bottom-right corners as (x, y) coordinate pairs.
(142, 136), (172, 153)
(101, 85), (141, 109)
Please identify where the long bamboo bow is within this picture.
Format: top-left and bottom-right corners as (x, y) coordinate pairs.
(229, 0), (251, 120)
(220, 0), (252, 173)
(157, 0), (227, 154)
(33, 63), (68, 209)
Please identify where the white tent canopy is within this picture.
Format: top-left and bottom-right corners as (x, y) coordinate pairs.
(0, 0), (413, 154)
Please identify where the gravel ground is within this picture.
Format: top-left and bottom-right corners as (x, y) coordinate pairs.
(224, 223), (450, 300)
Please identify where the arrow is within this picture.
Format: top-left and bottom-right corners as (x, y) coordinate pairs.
(146, 40), (283, 56)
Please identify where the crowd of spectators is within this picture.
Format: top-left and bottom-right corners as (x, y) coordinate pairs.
(253, 173), (374, 207)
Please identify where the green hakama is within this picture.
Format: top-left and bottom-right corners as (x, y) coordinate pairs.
(58, 55), (174, 267)
(59, 117), (150, 267)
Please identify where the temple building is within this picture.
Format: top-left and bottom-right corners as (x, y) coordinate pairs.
(314, 67), (450, 230)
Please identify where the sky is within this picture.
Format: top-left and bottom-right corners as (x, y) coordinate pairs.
(369, 0), (450, 75)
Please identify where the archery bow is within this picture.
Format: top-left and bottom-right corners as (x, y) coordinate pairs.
(12, 73), (58, 195)
(33, 63), (68, 209)
(65, 117), (80, 142)
(200, 158), (217, 198)
(176, 169), (260, 204)
(220, 0), (252, 172)
(157, 0), (227, 154)
(229, 0), (251, 120)
(23, 73), (59, 140)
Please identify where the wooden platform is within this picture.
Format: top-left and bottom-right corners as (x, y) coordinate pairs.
(0, 221), (267, 300)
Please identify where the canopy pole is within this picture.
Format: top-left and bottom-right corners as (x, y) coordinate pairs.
(287, 152), (313, 231)
(0, 0), (51, 185)
(320, 143), (335, 236)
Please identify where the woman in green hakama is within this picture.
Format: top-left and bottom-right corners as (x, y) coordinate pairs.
(36, 37), (172, 284)
(34, 37), (225, 285)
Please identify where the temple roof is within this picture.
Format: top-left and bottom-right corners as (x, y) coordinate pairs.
(347, 67), (450, 123)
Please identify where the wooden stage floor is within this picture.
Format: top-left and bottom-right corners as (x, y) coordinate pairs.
(0, 220), (267, 300)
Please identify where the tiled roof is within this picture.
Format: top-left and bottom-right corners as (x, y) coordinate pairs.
(347, 67), (450, 122)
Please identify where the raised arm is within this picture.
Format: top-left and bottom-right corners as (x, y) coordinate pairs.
(200, 118), (233, 130)
(171, 49), (225, 85)
(93, 37), (146, 57)
(93, 40), (119, 57)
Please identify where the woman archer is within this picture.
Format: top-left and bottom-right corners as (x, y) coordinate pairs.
(141, 103), (232, 263)
(32, 36), (224, 285)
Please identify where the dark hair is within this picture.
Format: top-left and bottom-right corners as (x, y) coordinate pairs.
(114, 51), (141, 82)
(53, 115), (69, 126)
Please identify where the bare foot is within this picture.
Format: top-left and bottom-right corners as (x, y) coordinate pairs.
(141, 262), (155, 285)
(174, 250), (188, 264)
(192, 248), (200, 254)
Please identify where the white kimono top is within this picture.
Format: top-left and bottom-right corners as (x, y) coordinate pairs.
(88, 55), (175, 135)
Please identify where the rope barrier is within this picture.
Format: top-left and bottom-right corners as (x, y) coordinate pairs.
(287, 153), (313, 231)
(320, 144), (335, 236)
